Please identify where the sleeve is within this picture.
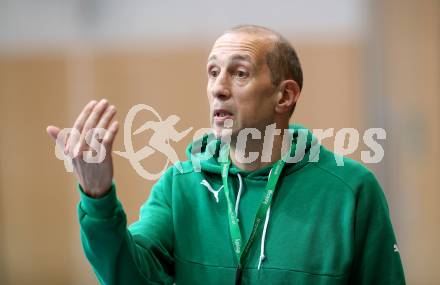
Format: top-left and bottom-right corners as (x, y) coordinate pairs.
(348, 172), (406, 284)
(77, 167), (175, 285)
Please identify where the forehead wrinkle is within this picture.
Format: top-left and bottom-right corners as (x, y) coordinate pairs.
(209, 42), (268, 68)
(212, 41), (261, 54)
(207, 55), (257, 72)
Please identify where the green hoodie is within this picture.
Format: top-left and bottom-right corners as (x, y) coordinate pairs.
(78, 125), (405, 284)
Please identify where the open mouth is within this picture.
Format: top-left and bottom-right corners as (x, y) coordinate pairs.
(213, 109), (234, 125)
(214, 109), (233, 117)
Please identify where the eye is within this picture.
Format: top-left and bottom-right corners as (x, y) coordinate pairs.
(208, 68), (219, 78)
(236, 70), (249, 79)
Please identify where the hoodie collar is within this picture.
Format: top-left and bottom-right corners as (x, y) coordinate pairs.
(186, 124), (317, 180)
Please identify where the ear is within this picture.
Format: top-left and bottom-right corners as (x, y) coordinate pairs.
(275, 80), (301, 115)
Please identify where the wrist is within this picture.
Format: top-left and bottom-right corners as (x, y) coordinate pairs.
(80, 184), (113, 199)
(78, 182), (119, 219)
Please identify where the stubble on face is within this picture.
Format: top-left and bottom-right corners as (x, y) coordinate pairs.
(207, 32), (278, 140)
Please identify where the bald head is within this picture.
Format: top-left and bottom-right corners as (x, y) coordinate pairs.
(222, 25), (303, 91)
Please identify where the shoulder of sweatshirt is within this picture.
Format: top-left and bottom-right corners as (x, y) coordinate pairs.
(167, 160), (197, 177)
(304, 145), (383, 197)
(167, 147), (383, 198)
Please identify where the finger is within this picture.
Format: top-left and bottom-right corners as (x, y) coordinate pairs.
(96, 105), (117, 130)
(63, 129), (69, 154)
(65, 100), (97, 153)
(47, 125), (69, 152)
(72, 100), (98, 133)
(55, 126), (69, 154)
(46, 125), (60, 142)
(89, 105), (117, 150)
(47, 126), (75, 160)
(82, 99), (109, 133)
(103, 121), (119, 148)
(76, 99), (109, 153)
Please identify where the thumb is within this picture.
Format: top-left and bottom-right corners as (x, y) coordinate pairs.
(46, 125), (61, 142)
(48, 126), (74, 171)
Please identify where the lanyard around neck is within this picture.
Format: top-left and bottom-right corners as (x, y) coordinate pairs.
(220, 145), (286, 273)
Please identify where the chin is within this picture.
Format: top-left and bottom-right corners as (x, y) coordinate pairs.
(211, 125), (234, 140)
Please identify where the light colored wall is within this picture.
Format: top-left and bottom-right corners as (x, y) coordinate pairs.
(377, 0), (440, 283)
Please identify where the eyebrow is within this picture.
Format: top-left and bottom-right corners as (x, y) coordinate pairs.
(207, 54), (255, 67)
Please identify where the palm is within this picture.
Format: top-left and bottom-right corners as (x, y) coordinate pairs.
(47, 99), (119, 198)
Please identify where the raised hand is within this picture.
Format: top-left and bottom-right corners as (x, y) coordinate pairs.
(47, 99), (119, 198)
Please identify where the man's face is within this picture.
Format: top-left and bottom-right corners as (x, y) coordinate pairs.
(206, 32), (278, 138)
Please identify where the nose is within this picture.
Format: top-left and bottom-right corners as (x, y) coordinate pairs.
(210, 71), (231, 100)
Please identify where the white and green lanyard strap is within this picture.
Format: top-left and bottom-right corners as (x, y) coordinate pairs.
(220, 145), (286, 284)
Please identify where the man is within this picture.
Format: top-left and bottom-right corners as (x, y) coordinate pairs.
(47, 25), (406, 284)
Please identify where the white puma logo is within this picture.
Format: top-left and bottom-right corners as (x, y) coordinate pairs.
(200, 180), (224, 203)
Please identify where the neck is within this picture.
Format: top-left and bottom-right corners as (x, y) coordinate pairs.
(229, 122), (289, 172)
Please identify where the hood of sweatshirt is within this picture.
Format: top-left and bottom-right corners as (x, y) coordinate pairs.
(186, 124), (318, 179)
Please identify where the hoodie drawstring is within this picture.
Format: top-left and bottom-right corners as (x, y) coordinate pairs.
(235, 173), (243, 216)
(257, 206), (271, 270)
(256, 169), (274, 270)
(201, 173), (271, 270)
